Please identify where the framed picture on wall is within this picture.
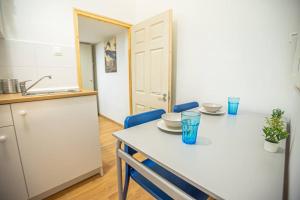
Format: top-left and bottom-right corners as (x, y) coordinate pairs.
(104, 37), (117, 73)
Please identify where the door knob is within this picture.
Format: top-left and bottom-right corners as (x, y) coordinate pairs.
(19, 110), (27, 116)
(0, 136), (7, 143)
(159, 94), (167, 102)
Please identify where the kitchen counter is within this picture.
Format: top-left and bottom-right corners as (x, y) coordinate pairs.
(0, 90), (97, 105)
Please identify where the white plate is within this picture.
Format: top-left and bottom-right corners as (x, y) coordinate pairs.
(157, 120), (182, 134)
(199, 106), (225, 115)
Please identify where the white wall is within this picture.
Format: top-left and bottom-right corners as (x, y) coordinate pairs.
(134, 0), (300, 199)
(0, 0), (135, 88)
(135, 0), (299, 114)
(0, 39), (78, 89)
(95, 30), (129, 124)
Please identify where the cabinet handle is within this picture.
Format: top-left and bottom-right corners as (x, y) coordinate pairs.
(0, 136), (7, 143)
(19, 110), (27, 116)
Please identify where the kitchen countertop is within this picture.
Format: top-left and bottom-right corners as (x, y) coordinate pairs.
(0, 90), (97, 105)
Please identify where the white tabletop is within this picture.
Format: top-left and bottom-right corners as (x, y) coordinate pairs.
(113, 111), (286, 200)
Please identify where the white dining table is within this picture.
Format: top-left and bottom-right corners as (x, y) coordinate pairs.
(113, 111), (287, 200)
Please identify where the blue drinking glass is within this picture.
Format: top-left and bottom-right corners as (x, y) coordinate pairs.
(181, 111), (201, 144)
(228, 97), (240, 115)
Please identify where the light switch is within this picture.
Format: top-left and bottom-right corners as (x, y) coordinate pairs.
(53, 46), (63, 56)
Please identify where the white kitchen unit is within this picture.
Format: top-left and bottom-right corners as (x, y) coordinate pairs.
(0, 105), (28, 200)
(11, 95), (102, 199)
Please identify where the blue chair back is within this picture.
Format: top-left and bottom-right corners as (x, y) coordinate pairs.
(124, 109), (166, 155)
(173, 101), (199, 113)
(124, 109), (166, 128)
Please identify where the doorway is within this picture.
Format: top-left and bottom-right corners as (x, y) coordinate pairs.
(79, 43), (95, 90)
(74, 9), (132, 123)
(74, 10), (133, 187)
(74, 9), (173, 117)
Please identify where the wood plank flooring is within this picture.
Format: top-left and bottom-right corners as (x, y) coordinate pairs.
(46, 116), (154, 200)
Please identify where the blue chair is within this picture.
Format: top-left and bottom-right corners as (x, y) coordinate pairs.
(173, 101), (199, 113)
(123, 109), (208, 200)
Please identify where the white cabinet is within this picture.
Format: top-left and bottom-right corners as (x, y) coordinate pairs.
(11, 96), (102, 199)
(0, 126), (28, 200)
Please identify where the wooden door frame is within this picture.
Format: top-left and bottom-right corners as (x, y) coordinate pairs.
(73, 8), (133, 114)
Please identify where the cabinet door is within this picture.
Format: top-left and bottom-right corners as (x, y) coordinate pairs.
(11, 96), (101, 198)
(0, 126), (28, 200)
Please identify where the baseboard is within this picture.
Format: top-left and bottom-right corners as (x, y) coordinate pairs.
(99, 114), (123, 128)
(29, 167), (102, 200)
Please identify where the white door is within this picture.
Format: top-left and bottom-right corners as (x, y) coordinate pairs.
(80, 43), (94, 90)
(131, 10), (172, 114)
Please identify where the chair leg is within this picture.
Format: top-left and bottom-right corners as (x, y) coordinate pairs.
(123, 175), (130, 199)
(123, 165), (131, 200)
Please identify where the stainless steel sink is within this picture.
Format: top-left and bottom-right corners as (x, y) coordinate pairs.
(25, 89), (80, 96)
(20, 75), (80, 96)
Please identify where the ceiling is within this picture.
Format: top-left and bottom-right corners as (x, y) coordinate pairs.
(78, 16), (126, 44)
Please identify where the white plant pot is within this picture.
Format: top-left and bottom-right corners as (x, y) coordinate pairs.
(264, 140), (279, 153)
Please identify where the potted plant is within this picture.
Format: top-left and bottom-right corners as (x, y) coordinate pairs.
(263, 108), (289, 153)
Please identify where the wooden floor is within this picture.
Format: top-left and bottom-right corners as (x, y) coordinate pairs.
(47, 116), (154, 200)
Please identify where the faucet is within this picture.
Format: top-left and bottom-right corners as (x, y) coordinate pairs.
(19, 75), (52, 96)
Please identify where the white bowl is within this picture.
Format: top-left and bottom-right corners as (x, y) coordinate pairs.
(202, 103), (222, 113)
(161, 113), (181, 128)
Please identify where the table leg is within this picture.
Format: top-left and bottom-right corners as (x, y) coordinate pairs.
(116, 140), (123, 200)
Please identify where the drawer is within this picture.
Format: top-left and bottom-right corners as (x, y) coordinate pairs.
(0, 105), (13, 127)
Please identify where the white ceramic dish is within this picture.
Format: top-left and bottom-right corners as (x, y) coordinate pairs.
(199, 106), (225, 115)
(161, 112), (181, 128)
(157, 120), (182, 133)
(202, 103), (223, 113)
